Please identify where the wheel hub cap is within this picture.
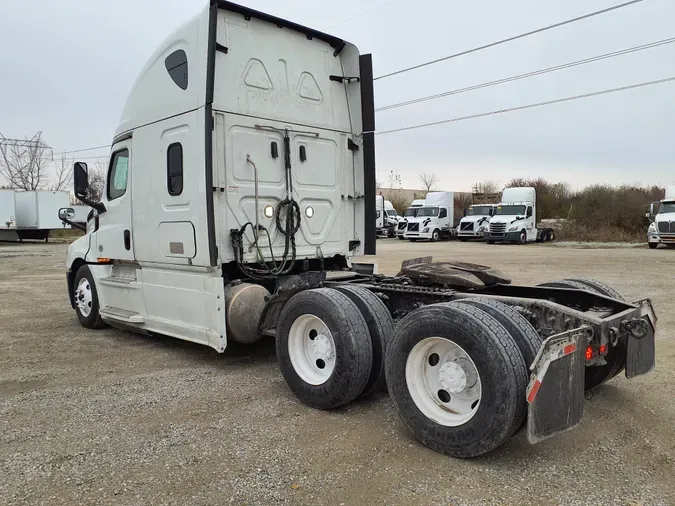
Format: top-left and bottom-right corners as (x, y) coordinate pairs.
(75, 278), (93, 317)
(312, 334), (334, 360)
(439, 362), (467, 393)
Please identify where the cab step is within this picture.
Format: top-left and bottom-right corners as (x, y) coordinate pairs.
(99, 307), (145, 324)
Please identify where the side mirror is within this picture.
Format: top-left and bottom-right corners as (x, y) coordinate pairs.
(649, 202), (657, 215)
(74, 162), (89, 197)
(59, 207), (75, 221)
(645, 212), (651, 219)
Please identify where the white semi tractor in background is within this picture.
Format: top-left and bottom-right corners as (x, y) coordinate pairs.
(58, 1), (655, 459)
(402, 191), (455, 241)
(396, 198), (424, 239)
(484, 187), (555, 244)
(457, 204), (496, 241)
(375, 195), (399, 237)
(647, 185), (675, 249)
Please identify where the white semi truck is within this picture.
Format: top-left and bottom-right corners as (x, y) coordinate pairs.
(484, 187), (555, 244)
(396, 198), (424, 239)
(375, 195), (399, 237)
(59, 1), (656, 458)
(457, 204), (495, 241)
(402, 191), (455, 242)
(647, 185), (675, 249)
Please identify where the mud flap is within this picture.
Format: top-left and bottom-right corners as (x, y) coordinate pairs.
(625, 315), (656, 378)
(526, 327), (589, 444)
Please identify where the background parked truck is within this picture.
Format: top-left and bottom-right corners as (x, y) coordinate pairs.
(396, 198), (424, 239)
(403, 191), (455, 242)
(484, 187), (555, 244)
(375, 195), (399, 237)
(647, 185), (675, 249)
(457, 204), (495, 241)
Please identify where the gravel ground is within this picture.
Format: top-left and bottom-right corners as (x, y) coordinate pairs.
(1, 240), (674, 506)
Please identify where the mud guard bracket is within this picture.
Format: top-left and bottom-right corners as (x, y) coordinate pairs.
(526, 327), (590, 444)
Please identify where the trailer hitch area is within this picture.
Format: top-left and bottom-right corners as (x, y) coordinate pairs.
(526, 326), (590, 444)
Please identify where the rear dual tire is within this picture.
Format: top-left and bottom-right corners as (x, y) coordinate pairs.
(385, 302), (529, 458)
(276, 287), (394, 410)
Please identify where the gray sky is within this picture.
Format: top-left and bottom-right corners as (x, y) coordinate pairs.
(1, 0), (673, 192)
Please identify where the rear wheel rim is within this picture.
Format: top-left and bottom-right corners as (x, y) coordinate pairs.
(288, 314), (336, 385)
(75, 277), (93, 317)
(405, 337), (482, 426)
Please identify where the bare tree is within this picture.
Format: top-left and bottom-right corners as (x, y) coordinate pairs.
(87, 161), (107, 202)
(387, 170), (402, 189)
(0, 132), (52, 190)
(52, 155), (73, 191)
(473, 180), (500, 194)
(418, 172), (439, 193)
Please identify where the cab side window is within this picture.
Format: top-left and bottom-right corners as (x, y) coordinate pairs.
(526, 206), (533, 218)
(439, 208), (448, 219)
(107, 149), (129, 201)
(167, 143), (183, 196)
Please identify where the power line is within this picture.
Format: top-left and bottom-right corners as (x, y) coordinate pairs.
(54, 144), (111, 156)
(376, 36), (675, 112)
(373, 0), (647, 81)
(375, 75), (675, 135)
(324, 0), (402, 30)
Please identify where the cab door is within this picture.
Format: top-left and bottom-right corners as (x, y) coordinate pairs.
(93, 143), (135, 261)
(525, 205), (536, 241)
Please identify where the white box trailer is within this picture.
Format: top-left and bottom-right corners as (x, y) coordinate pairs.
(0, 189), (16, 229)
(14, 190), (70, 241)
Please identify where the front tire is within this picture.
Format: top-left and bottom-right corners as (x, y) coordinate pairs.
(517, 230), (527, 245)
(431, 229), (440, 242)
(73, 265), (107, 329)
(648, 243), (658, 249)
(276, 289), (373, 410)
(385, 303), (528, 458)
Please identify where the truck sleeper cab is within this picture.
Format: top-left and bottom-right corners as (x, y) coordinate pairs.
(63, 1), (655, 459)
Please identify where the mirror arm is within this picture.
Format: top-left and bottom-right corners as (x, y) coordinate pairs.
(75, 193), (106, 214)
(60, 217), (87, 232)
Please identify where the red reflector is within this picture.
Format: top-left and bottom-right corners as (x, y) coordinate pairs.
(527, 379), (542, 404)
(585, 346), (593, 361)
(599, 344), (607, 354)
(563, 344), (577, 356)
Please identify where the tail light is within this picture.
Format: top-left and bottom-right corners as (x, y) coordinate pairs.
(585, 346), (593, 361)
